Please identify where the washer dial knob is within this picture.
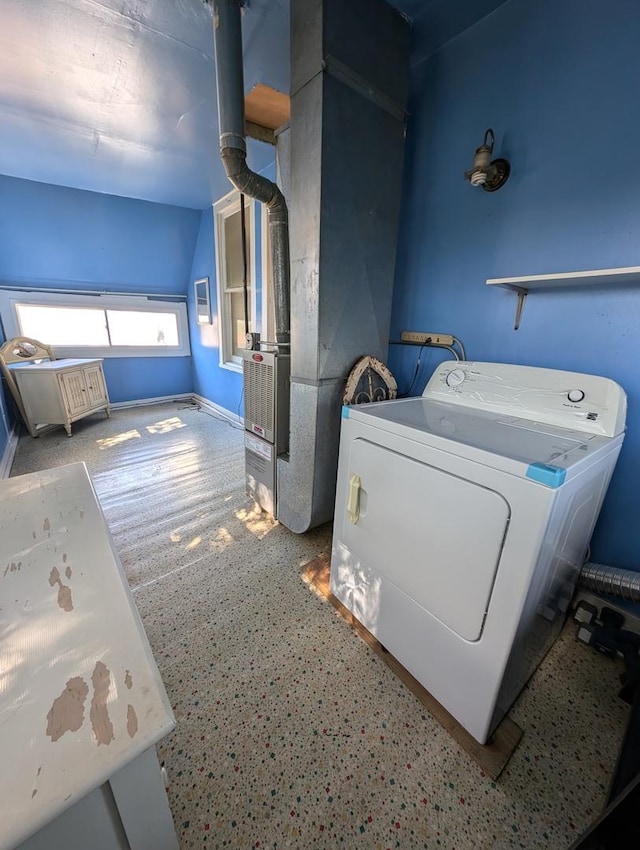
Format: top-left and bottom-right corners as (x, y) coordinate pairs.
(567, 389), (585, 403)
(445, 369), (467, 388)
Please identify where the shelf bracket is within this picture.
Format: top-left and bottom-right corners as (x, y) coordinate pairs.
(513, 287), (527, 330)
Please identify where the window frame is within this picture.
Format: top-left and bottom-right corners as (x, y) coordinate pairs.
(261, 204), (276, 345)
(213, 189), (257, 373)
(0, 290), (190, 358)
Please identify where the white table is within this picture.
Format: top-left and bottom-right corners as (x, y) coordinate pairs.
(0, 463), (178, 850)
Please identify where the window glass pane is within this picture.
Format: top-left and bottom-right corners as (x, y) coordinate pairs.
(229, 291), (251, 357)
(106, 310), (179, 346)
(16, 304), (109, 346)
(224, 207), (252, 290)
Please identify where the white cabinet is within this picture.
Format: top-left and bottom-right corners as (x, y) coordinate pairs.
(12, 358), (111, 436)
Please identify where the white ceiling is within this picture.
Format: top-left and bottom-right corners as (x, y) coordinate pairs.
(0, 0), (506, 209)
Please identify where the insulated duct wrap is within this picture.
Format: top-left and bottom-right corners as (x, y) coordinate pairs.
(579, 562), (640, 603)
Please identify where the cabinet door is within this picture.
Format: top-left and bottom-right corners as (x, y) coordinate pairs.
(83, 364), (108, 407)
(60, 370), (90, 415)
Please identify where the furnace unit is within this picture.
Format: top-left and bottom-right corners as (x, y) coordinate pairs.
(242, 348), (290, 516)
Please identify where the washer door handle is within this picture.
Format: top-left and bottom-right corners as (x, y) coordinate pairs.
(347, 473), (362, 524)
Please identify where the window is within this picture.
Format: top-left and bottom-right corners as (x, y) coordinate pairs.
(16, 305), (110, 346)
(106, 309), (179, 346)
(214, 190), (257, 371)
(0, 291), (190, 358)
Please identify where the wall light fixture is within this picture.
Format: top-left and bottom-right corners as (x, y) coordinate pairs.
(464, 128), (510, 192)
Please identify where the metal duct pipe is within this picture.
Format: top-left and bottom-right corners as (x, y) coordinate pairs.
(579, 562), (640, 603)
(212, 0), (290, 345)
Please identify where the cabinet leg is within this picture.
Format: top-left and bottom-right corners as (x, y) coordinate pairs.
(65, 424), (72, 437)
(105, 407), (111, 419)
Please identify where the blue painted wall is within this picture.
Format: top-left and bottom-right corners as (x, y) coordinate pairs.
(389, 0), (640, 568)
(0, 175), (201, 403)
(404, 0), (509, 61)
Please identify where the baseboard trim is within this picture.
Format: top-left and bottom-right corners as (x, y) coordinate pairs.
(193, 394), (243, 428)
(0, 423), (20, 479)
(110, 393), (193, 410)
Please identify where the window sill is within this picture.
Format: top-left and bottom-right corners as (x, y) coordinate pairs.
(219, 360), (243, 375)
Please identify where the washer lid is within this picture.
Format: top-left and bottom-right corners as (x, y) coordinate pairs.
(344, 398), (613, 484)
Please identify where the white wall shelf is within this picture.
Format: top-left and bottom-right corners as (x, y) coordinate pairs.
(486, 266), (640, 329)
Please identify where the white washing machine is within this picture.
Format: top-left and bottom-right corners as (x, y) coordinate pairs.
(330, 361), (626, 744)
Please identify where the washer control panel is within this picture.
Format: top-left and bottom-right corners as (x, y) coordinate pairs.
(445, 368), (467, 388)
(423, 362), (626, 437)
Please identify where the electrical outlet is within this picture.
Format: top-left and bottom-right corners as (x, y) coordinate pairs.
(401, 331), (455, 346)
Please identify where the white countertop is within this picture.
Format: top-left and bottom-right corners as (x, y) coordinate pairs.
(0, 462), (175, 850)
(9, 358), (103, 373)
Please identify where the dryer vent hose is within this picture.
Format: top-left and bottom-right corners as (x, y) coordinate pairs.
(579, 562), (640, 604)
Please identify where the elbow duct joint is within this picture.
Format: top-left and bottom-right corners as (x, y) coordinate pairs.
(220, 148), (285, 213)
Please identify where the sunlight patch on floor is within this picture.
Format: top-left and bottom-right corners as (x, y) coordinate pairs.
(96, 429), (141, 449)
(234, 505), (278, 539)
(146, 417), (186, 435)
(210, 527), (234, 551)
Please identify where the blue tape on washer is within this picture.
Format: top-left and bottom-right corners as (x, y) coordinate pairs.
(341, 406), (350, 419)
(526, 462), (567, 488)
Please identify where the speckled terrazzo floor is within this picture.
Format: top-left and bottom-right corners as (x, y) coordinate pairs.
(10, 403), (630, 850)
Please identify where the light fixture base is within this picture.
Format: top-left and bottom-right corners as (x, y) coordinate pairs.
(483, 158), (510, 192)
